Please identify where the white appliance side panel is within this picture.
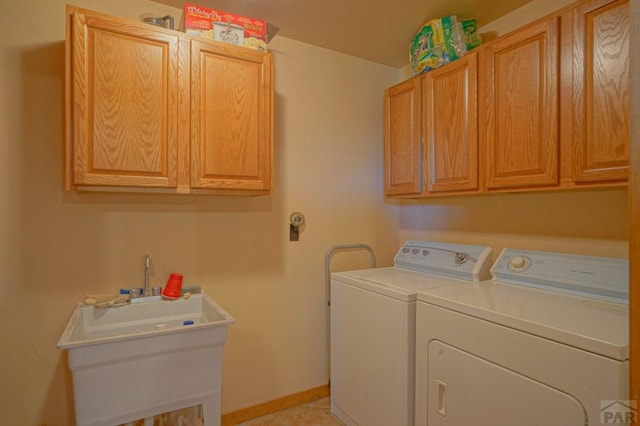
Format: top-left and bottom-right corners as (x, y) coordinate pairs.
(415, 303), (627, 426)
(330, 279), (414, 426)
(427, 341), (585, 426)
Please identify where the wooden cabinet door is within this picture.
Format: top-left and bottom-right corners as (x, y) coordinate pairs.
(423, 52), (478, 193)
(190, 40), (273, 193)
(482, 18), (560, 190)
(67, 8), (180, 188)
(384, 78), (422, 195)
(572, 0), (629, 183)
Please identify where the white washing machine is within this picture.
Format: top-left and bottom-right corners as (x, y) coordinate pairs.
(415, 248), (629, 426)
(330, 240), (493, 426)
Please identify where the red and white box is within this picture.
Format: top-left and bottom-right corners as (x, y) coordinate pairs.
(184, 3), (268, 51)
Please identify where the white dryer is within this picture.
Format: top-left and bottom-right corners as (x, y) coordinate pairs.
(415, 248), (629, 426)
(330, 240), (493, 426)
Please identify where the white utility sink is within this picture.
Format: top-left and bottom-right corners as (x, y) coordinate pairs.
(58, 292), (235, 426)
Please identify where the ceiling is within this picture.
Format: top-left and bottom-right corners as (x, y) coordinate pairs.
(151, 0), (533, 68)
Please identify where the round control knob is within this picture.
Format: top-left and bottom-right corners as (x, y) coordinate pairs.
(509, 255), (528, 271)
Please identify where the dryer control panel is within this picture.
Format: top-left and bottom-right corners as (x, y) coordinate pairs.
(492, 248), (629, 303)
(394, 241), (493, 282)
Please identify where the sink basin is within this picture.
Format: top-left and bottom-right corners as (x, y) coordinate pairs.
(58, 292), (234, 348)
(58, 292), (235, 426)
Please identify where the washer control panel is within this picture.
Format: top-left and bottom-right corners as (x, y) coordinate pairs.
(492, 248), (629, 303)
(394, 241), (493, 282)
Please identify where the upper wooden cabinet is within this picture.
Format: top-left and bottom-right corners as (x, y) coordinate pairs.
(66, 9), (182, 189)
(481, 17), (561, 191)
(384, 78), (422, 196)
(384, 0), (629, 198)
(423, 52), (479, 193)
(571, 0), (629, 184)
(190, 40), (273, 192)
(65, 6), (273, 195)
(383, 52), (479, 197)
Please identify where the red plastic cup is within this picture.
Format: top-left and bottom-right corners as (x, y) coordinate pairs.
(162, 273), (183, 299)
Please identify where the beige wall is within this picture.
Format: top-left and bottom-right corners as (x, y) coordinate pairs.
(396, 189), (628, 260)
(0, 1), (399, 423)
(480, 0), (577, 37)
(0, 0), (629, 424)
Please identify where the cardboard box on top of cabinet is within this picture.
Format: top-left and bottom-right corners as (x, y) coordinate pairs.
(410, 16), (481, 76)
(184, 3), (268, 51)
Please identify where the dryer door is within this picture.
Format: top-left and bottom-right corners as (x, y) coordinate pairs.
(426, 341), (586, 426)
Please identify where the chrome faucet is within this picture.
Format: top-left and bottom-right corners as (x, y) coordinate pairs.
(144, 255), (151, 296)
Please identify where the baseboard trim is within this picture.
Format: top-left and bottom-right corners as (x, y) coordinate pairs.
(221, 384), (330, 425)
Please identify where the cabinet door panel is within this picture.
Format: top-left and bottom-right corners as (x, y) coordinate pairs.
(483, 18), (560, 189)
(573, 0), (629, 183)
(423, 52), (478, 193)
(191, 41), (272, 192)
(384, 79), (422, 195)
(70, 12), (179, 187)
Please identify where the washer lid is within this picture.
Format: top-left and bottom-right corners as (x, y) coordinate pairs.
(332, 268), (468, 302)
(417, 281), (629, 360)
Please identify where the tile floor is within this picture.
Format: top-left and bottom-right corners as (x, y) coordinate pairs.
(236, 397), (344, 426)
